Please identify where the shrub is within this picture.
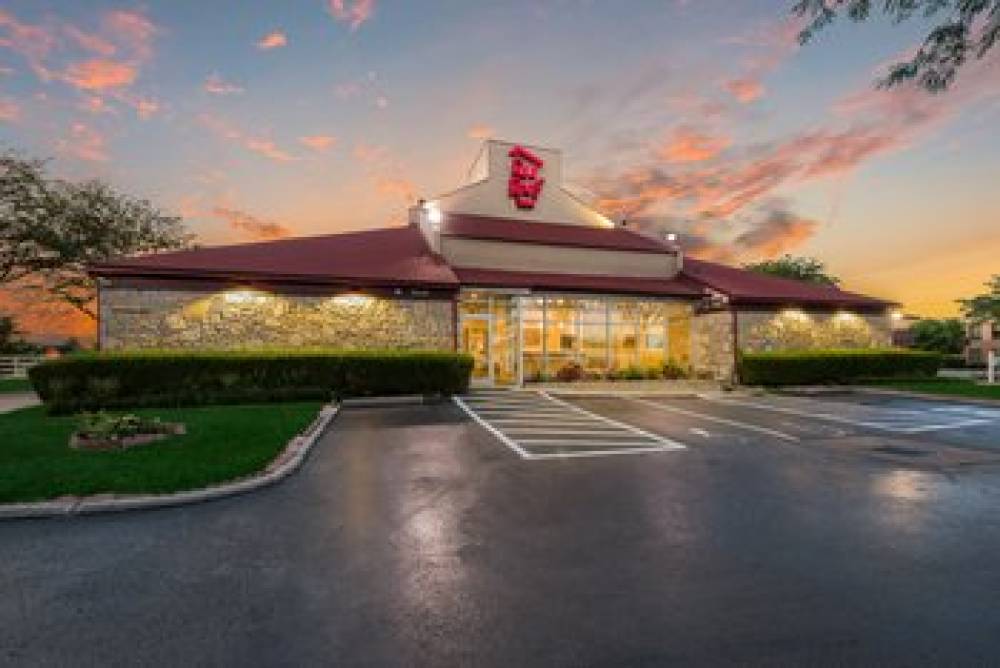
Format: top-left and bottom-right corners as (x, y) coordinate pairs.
(556, 361), (584, 382)
(738, 348), (941, 386)
(662, 359), (689, 380)
(29, 349), (474, 414)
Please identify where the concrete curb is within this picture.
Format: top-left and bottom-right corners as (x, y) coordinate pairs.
(847, 386), (1000, 407)
(0, 403), (340, 521)
(340, 394), (444, 408)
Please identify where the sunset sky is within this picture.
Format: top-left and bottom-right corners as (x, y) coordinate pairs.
(1, 0), (999, 340)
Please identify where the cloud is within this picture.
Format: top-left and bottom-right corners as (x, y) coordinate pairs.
(328, 0), (376, 31)
(101, 10), (156, 62)
(299, 135), (336, 151)
(203, 73), (244, 95)
(62, 58), (136, 90)
(724, 77), (764, 103)
(0, 9), (57, 79)
(660, 126), (729, 163)
(376, 176), (417, 203)
(730, 205), (818, 258)
(467, 124), (495, 140)
(244, 138), (295, 163)
(60, 122), (108, 162)
(0, 98), (20, 122)
(63, 25), (116, 57)
(198, 113), (298, 163)
(352, 141), (386, 163)
(257, 31), (287, 50)
(211, 206), (291, 239)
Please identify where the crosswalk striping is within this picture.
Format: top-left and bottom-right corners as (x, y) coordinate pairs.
(454, 389), (685, 459)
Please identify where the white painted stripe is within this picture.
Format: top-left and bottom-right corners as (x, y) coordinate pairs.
(700, 395), (908, 433)
(540, 391), (685, 450)
(503, 428), (635, 436)
(452, 396), (532, 459)
(528, 447), (670, 460)
(901, 418), (993, 433)
(630, 397), (800, 442)
(517, 440), (663, 447)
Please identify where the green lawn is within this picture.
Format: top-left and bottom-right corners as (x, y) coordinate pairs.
(0, 402), (322, 503)
(865, 379), (1000, 401)
(0, 378), (33, 393)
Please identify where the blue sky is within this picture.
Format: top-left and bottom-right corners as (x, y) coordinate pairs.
(1, 0), (999, 335)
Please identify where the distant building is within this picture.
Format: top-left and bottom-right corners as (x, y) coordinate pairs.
(890, 313), (921, 348)
(966, 320), (999, 365)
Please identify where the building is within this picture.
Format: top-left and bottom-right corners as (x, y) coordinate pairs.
(91, 140), (895, 385)
(965, 320), (999, 366)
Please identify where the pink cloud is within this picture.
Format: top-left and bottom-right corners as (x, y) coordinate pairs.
(244, 138), (295, 163)
(724, 77), (764, 103)
(62, 58), (136, 90)
(328, 0), (376, 30)
(0, 98), (19, 122)
(376, 176), (417, 203)
(299, 135), (337, 151)
(61, 122), (108, 162)
(63, 25), (116, 57)
(199, 113), (298, 163)
(203, 73), (244, 95)
(102, 10), (156, 62)
(212, 206), (291, 239)
(257, 31), (287, 50)
(660, 126), (730, 163)
(0, 9), (57, 78)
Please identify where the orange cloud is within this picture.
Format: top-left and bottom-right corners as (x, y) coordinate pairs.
(203, 73), (244, 95)
(102, 10), (156, 62)
(467, 124), (495, 140)
(660, 126), (729, 163)
(299, 135), (337, 151)
(244, 138), (295, 163)
(257, 31), (287, 50)
(724, 77), (764, 103)
(328, 0), (376, 30)
(212, 207), (291, 239)
(376, 176), (417, 203)
(0, 98), (19, 122)
(62, 58), (136, 90)
(0, 9), (56, 79)
(63, 25), (116, 57)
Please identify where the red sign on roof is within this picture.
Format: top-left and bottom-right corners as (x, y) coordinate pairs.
(508, 145), (544, 210)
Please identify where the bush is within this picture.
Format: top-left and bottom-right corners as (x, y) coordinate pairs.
(738, 349), (941, 386)
(662, 359), (689, 380)
(556, 361), (584, 382)
(29, 349), (474, 414)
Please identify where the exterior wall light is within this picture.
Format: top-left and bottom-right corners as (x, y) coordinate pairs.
(223, 289), (267, 304)
(779, 308), (810, 321)
(424, 203), (443, 227)
(891, 310), (904, 321)
(332, 293), (374, 307)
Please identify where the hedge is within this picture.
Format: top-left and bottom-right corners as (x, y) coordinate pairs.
(738, 349), (942, 386)
(29, 349), (474, 414)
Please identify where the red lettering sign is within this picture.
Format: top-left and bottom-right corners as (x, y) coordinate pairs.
(508, 145), (544, 209)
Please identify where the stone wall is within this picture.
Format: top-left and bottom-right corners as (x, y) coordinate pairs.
(100, 287), (455, 351)
(691, 310), (735, 381)
(737, 309), (891, 352)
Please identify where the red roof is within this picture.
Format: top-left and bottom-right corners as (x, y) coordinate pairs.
(453, 267), (704, 298)
(92, 226), (459, 287)
(441, 213), (677, 253)
(681, 258), (894, 309)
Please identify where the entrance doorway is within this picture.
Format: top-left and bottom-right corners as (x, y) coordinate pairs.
(459, 312), (519, 387)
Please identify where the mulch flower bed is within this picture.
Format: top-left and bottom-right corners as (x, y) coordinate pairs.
(69, 413), (186, 451)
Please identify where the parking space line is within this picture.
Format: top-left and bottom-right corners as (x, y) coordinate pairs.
(456, 390), (686, 459)
(699, 394), (995, 434)
(453, 395), (532, 459)
(629, 397), (800, 442)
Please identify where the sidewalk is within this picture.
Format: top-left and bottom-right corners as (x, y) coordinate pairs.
(0, 392), (41, 414)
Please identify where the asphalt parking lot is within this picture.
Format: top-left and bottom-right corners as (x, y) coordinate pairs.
(3, 391), (1000, 666)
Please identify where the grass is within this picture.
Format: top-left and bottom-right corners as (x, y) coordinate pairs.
(0, 402), (322, 504)
(0, 377), (33, 393)
(864, 378), (1000, 401)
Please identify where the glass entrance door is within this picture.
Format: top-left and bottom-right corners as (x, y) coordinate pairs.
(460, 316), (491, 384)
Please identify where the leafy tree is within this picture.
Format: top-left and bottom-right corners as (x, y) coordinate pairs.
(0, 314), (17, 349)
(793, 0), (1000, 92)
(1, 151), (191, 318)
(958, 274), (1000, 324)
(910, 317), (965, 354)
(742, 255), (841, 286)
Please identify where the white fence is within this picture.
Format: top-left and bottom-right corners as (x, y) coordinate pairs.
(0, 355), (46, 378)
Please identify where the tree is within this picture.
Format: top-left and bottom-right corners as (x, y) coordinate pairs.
(0, 314), (17, 349)
(910, 318), (965, 354)
(742, 255), (841, 286)
(1, 151), (191, 318)
(959, 274), (1000, 324)
(793, 0), (1000, 92)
